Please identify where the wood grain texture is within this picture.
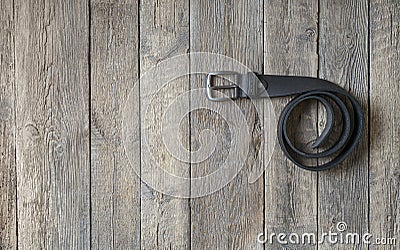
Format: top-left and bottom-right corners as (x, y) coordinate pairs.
(264, 0), (318, 248)
(90, 1), (140, 248)
(1, 1), (399, 249)
(0, 0), (16, 248)
(190, 0), (264, 248)
(318, 0), (369, 249)
(140, 0), (190, 248)
(370, 1), (400, 249)
(15, 0), (90, 248)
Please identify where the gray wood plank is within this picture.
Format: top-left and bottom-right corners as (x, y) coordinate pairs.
(14, 0), (90, 248)
(370, 1), (400, 249)
(318, 0), (369, 249)
(190, 0), (264, 248)
(264, 0), (318, 248)
(139, 0), (190, 248)
(0, 0), (16, 248)
(90, 1), (140, 248)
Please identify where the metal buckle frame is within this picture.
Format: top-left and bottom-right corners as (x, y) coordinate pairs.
(206, 71), (241, 102)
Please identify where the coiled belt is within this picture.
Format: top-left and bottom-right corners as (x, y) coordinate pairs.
(206, 72), (364, 171)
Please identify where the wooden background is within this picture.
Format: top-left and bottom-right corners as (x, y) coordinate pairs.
(0, 0), (399, 249)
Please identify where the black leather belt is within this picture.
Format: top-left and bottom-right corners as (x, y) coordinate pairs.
(206, 72), (364, 171)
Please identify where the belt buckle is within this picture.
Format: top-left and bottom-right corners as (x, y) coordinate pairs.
(206, 71), (241, 102)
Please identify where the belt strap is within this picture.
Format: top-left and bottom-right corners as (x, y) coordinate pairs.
(206, 72), (364, 171)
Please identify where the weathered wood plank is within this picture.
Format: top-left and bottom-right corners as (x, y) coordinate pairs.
(139, 0), (190, 248)
(90, 1), (140, 248)
(190, 0), (264, 248)
(264, 0), (318, 248)
(370, 1), (400, 249)
(0, 0), (16, 248)
(318, 0), (369, 249)
(15, 0), (90, 248)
